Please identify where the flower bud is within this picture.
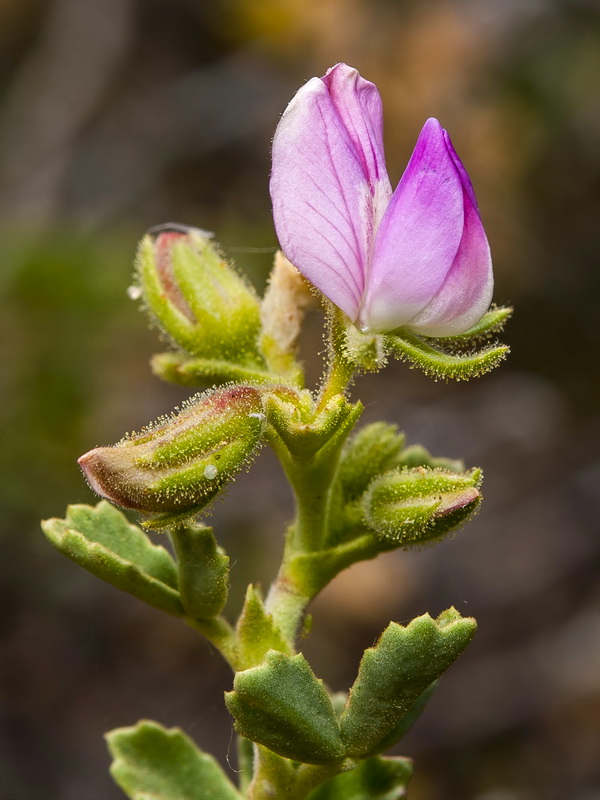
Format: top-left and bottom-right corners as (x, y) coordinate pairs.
(78, 386), (265, 522)
(136, 226), (264, 365)
(362, 467), (482, 546)
(337, 422), (405, 502)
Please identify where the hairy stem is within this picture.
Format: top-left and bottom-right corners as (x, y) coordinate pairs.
(185, 615), (237, 666)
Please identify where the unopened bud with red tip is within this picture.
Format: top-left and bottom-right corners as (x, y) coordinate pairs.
(136, 225), (264, 366)
(362, 466), (482, 546)
(78, 386), (265, 524)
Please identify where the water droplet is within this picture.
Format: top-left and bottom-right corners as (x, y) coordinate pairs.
(203, 464), (218, 480)
(249, 412), (266, 422)
(127, 285), (142, 300)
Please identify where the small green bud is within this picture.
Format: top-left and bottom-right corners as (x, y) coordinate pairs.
(362, 467), (482, 546)
(136, 226), (264, 366)
(397, 443), (464, 472)
(337, 422), (406, 502)
(78, 386), (265, 524)
(170, 525), (229, 619)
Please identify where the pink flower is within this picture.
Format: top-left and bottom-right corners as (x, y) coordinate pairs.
(270, 63), (493, 336)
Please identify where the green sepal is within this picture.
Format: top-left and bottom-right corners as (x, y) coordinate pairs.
(386, 331), (508, 380)
(151, 351), (282, 389)
(336, 423), (406, 502)
(307, 755), (412, 800)
(235, 585), (291, 670)
(266, 391), (363, 461)
(225, 651), (345, 765)
(342, 325), (387, 372)
(170, 525), (229, 619)
(41, 502), (183, 616)
(340, 609), (476, 757)
(436, 305), (513, 342)
(106, 719), (242, 800)
(137, 231), (264, 368)
(362, 467), (482, 546)
(331, 307), (387, 372)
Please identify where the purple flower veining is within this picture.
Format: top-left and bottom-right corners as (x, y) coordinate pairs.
(270, 63), (494, 336)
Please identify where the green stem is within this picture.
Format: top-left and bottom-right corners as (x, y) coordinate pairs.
(246, 746), (349, 800)
(316, 306), (355, 412)
(243, 312), (360, 797)
(237, 737), (254, 795)
(185, 615), (237, 666)
(264, 558), (310, 645)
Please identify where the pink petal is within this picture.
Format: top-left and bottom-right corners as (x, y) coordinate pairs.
(270, 65), (391, 322)
(322, 63), (389, 192)
(360, 118), (464, 333)
(442, 129), (478, 210)
(405, 191), (493, 336)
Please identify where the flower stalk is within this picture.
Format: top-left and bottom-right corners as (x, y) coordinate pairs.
(41, 62), (511, 800)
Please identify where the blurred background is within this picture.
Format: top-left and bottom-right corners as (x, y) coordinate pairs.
(1, 0), (600, 798)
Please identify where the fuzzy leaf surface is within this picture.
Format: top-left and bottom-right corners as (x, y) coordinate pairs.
(336, 423), (405, 502)
(225, 651), (345, 765)
(107, 720), (242, 800)
(340, 609), (476, 757)
(235, 585), (290, 670)
(42, 502), (182, 616)
(307, 755), (412, 799)
(170, 525), (229, 619)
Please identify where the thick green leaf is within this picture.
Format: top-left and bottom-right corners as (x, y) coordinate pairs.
(107, 720), (242, 800)
(170, 525), (229, 619)
(386, 331), (508, 380)
(367, 683), (437, 756)
(235, 585), (290, 670)
(225, 651), (345, 765)
(340, 609), (476, 757)
(41, 502), (183, 616)
(307, 756), (412, 800)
